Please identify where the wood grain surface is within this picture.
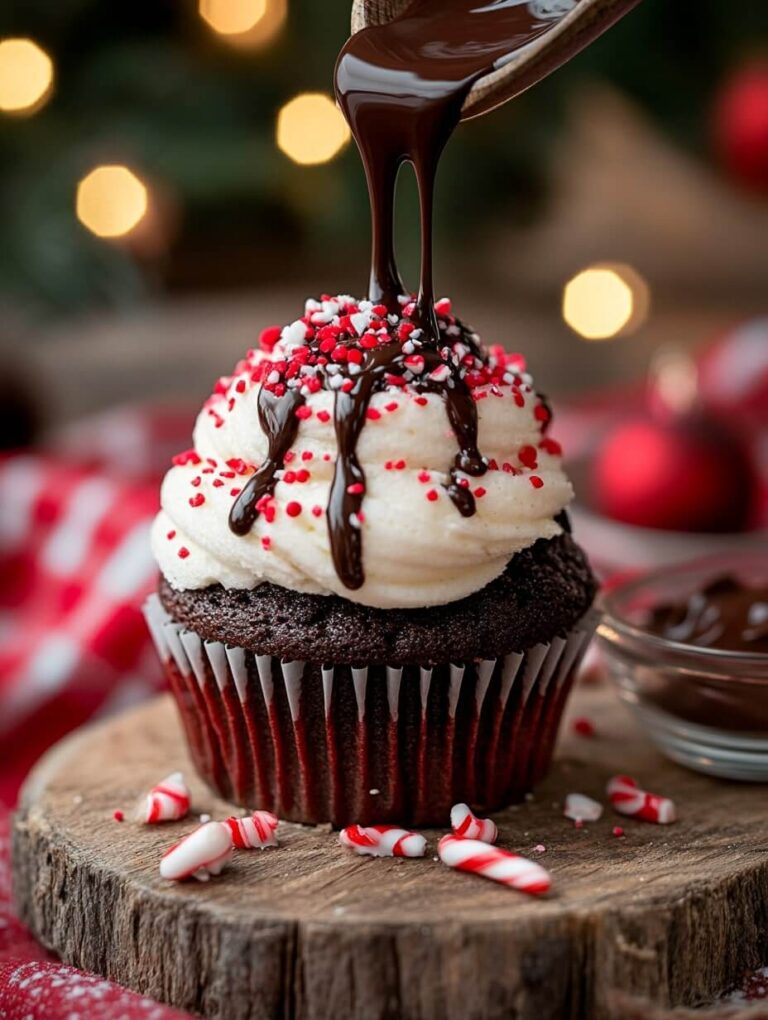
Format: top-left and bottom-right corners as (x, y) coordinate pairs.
(12, 686), (768, 1020)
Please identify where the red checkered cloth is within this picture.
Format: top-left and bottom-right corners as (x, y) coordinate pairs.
(0, 403), (196, 1019)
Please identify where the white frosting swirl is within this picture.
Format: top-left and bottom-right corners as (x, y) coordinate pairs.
(152, 299), (573, 609)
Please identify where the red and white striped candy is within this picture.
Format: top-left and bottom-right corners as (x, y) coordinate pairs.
(139, 771), (190, 824)
(450, 803), (498, 843)
(223, 811), (279, 849)
(159, 821), (233, 882)
(339, 825), (426, 858)
(606, 775), (676, 824)
(437, 835), (551, 895)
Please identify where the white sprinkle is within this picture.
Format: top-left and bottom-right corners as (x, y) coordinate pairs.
(267, 370), (280, 385)
(369, 788), (380, 795)
(447, 324), (461, 336)
(564, 793), (603, 823)
(199, 813), (211, 823)
(328, 374), (345, 390)
(533, 844), (546, 854)
(281, 319), (307, 348)
(350, 311), (372, 336)
(411, 328), (423, 340)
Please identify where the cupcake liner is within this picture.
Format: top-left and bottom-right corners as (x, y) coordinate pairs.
(144, 595), (598, 827)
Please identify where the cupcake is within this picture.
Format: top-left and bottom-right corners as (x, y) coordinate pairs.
(145, 294), (597, 826)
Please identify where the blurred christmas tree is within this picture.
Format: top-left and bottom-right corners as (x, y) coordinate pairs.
(0, 0), (765, 318)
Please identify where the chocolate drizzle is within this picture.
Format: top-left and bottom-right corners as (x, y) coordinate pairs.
(229, 0), (636, 590)
(230, 388), (305, 536)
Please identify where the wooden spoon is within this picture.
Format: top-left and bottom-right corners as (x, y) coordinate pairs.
(350, 0), (642, 121)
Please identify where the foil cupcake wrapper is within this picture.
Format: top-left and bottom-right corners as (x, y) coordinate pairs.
(144, 595), (598, 827)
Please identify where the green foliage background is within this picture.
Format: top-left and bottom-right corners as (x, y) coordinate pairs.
(0, 0), (764, 317)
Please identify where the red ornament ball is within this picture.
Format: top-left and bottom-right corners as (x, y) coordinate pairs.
(591, 415), (754, 533)
(713, 62), (768, 193)
(698, 317), (768, 426)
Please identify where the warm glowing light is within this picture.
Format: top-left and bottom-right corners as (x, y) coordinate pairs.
(0, 38), (54, 114)
(276, 93), (350, 166)
(76, 166), (149, 239)
(562, 263), (649, 341)
(199, 0), (286, 47)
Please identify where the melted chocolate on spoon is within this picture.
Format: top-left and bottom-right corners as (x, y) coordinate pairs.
(231, 0), (637, 590)
(648, 577), (768, 654)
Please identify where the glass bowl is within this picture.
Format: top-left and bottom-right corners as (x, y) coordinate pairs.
(597, 550), (768, 781)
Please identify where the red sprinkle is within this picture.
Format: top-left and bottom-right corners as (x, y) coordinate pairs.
(529, 475), (544, 489)
(230, 488), (241, 497)
(534, 403), (550, 424)
(347, 482), (364, 495)
(172, 449), (201, 467)
(295, 405), (312, 420)
(189, 493), (205, 507)
(426, 489), (439, 502)
(213, 479), (224, 488)
(286, 501), (302, 517)
(259, 326), (282, 352)
(612, 826), (625, 838)
(474, 487), (486, 498)
(317, 410), (331, 423)
(418, 471), (431, 483)
(385, 401), (399, 412)
(261, 536), (272, 550)
(178, 547), (190, 559)
(539, 437), (562, 457)
(284, 451), (295, 463)
(190, 476), (202, 487)
(301, 451), (314, 461)
(166, 530), (176, 540)
(296, 469), (310, 483)
(366, 408), (382, 421)
(311, 505), (323, 517)
(113, 810), (124, 823)
(572, 717), (595, 738)
(414, 396), (428, 406)
(518, 445), (538, 469)
(395, 459), (406, 470)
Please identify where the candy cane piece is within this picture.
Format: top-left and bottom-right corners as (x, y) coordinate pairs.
(138, 771), (190, 824)
(564, 793), (603, 823)
(438, 835), (551, 895)
(606, 775), (676, 824)
(450, 803), (498, 843)
(160, 821), (233, 882)
(223, 811), (279, 849)
(339, 824), (426, 858)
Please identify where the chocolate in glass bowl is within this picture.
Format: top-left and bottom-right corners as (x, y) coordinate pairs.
(647, 576), (768, 654)
(598, 552), (768, 780)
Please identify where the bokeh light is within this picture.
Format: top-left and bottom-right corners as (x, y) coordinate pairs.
(76, 166), (149, 239)
(0, 38), (54, 115)
(199, 0), (287, 48)
(562, 263), (649, 341)
(276, 93), (350, 166)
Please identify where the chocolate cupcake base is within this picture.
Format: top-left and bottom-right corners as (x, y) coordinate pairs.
(145, 594), (596, 826)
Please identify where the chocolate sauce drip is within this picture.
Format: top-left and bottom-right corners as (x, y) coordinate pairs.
(648, 577), (768, 654)
(230, 0), (637, 590)
(229, 388), (304, 535)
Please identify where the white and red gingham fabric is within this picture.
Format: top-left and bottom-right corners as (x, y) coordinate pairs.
(0, 403), (198, 1018)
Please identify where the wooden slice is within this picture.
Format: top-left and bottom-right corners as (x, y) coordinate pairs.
(12, 686), (768, 1020)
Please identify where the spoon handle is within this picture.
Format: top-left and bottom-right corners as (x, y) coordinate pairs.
(350, 0), (643, 121)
